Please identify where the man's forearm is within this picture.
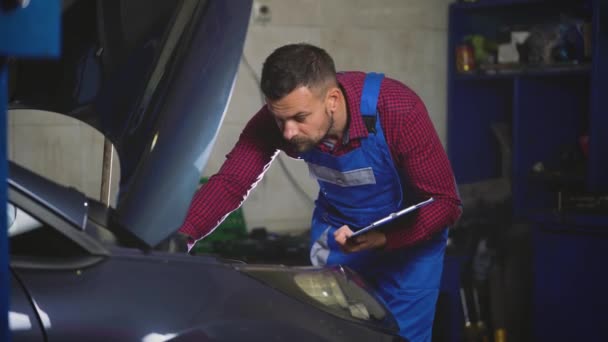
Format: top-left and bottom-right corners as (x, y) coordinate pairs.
(384, 196), (461, 250)
(178, 173), (248, 240)
(178, 107), (282, 241)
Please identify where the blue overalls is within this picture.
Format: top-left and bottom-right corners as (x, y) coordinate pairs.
(301, 73), (448, 342)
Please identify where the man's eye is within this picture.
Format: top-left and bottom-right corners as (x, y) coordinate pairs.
(295, 115), (306, 122)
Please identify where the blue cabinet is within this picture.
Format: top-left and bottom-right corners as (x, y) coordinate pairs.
(447, 0), (607, 341)
(532, 221), (608, 342)
(449, 0), (607, 199)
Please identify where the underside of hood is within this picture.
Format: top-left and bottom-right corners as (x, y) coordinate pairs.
(8, 0), (253, 246)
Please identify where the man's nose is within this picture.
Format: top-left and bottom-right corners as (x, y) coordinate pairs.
(283, 121), (297, 141)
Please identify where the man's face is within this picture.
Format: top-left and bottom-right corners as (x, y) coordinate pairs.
(268, 86), (335, 153)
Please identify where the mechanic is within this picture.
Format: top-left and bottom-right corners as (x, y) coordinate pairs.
(178, 43), (462, 342)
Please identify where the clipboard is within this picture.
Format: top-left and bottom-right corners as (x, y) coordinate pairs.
(349, 197), (435, 238)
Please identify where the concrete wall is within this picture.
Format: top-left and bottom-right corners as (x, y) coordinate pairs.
(8, 0), (452, 235)
(205, 0), (452, 234)
(8, 109), (120, 206)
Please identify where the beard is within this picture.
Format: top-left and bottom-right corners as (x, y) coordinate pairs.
(289, 137), (316, 153)
(290, 110), (335, 153)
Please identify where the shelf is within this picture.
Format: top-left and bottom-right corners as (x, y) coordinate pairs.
(454, 64), (592, 80)
(451, 0), (548, 10)
(449, 0), (607, 215)
(527, 170), (587, 190)
(529, 211), (608, 228)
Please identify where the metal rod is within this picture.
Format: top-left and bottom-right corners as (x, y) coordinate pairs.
(99, 138), (114, 206)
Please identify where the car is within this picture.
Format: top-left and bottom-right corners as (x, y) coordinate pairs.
(6, 1), (403, 341)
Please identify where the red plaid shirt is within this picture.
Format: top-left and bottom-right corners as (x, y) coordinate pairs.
(179, 71), (462, 250)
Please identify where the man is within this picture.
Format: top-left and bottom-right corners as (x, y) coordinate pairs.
(179, 43), (462, 341)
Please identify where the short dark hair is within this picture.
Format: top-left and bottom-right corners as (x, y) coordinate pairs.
(261, 43), (337, 101)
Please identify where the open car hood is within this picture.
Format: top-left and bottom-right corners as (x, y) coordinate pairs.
(8, 0), (252, 246)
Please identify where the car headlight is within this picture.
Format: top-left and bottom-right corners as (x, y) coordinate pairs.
(236, 265), (398, 332)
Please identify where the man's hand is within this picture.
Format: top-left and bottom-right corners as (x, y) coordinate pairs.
(333, 225), (387, 253)
(173, 232), (196, 254)
(154, 232), (192, 253)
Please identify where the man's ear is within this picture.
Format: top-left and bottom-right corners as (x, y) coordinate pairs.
(325, 86), (341, 111)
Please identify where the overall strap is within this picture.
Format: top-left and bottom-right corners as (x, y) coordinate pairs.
(359, 72), (384, 134)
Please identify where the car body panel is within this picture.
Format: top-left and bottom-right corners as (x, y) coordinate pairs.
(9, 271), (45, 341)
(11, 248), (399, 342)
(112, 0), (252, 246)
(9, 162), (88, 231)
(7, 154), (400, 341)
(10, 0), (252, 246)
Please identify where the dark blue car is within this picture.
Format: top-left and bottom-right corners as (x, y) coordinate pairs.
(7, 1), (402, 341)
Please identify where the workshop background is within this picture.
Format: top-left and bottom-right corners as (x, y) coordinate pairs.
(8, 0), (453, 234)
(5, 0), (607, 342)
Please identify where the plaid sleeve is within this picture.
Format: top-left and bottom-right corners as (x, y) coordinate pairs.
(178, 107), (282, 240)
(382, 94), (462, 250)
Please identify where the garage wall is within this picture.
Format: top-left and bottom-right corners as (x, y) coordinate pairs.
(8, 0), (451, 235)
(205, 0), (452, 234)
(8, 109), (121, 205)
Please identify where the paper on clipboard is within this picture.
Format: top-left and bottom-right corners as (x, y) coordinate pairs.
(349, 197), (435, 238)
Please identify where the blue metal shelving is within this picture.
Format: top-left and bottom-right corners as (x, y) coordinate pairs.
(447, 0), (607, 341)
(0, 2), (60, 340)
